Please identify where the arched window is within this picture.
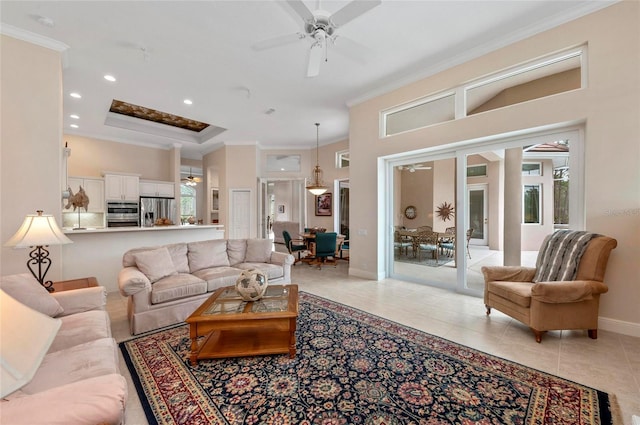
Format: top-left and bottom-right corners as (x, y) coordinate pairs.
(181, 184), (196, 223)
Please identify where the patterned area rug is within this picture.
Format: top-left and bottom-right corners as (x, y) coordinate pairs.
(120, 293), (617, 425)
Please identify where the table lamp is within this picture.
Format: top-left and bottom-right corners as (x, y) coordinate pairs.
(5, 210), (73, 292)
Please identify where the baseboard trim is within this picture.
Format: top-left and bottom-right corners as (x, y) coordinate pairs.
(598, 316), (640, 338)
(348, 268), (381, 280)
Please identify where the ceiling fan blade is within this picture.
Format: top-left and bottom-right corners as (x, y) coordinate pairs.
(252, 32), (305, 51)
(286, 0), (315, 23)
(330, 0), (381, 28)
(307, 43), (323, 77)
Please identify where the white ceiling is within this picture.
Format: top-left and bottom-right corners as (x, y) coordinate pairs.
(0, 1), (614, 159)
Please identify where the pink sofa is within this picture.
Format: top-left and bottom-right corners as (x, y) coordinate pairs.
(0, 273), (127, 425)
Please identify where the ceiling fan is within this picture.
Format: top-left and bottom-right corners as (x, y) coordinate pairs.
(252, 0), (381, 77)
(181, 168), (202, 186)
(398, 164), (432, 173)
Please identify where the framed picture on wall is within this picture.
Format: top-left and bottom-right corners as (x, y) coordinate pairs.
(315, 193), (332, 216)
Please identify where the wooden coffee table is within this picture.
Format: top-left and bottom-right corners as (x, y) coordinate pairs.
(185, 284), (298, 365)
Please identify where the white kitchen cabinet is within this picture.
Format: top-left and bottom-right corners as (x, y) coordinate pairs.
(140, 180), (175, 197)
(104, 174), (139, 201)
(67, 177), (105, 212)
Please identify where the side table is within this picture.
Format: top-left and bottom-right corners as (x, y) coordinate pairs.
(52, 276), (99, 292)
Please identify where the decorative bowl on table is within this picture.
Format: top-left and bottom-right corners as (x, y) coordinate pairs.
(235, 269), (269, 301)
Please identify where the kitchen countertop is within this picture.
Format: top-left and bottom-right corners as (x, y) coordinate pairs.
(63, 224), (224, 234)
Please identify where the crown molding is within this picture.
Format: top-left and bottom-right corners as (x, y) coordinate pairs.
(0, 23), (69, 52)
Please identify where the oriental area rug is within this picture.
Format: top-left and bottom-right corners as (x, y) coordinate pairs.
(120, 292), (618, 425)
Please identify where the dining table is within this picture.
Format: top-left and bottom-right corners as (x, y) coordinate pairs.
(397, 229), (456, 258)
(299, 232), (345, 258)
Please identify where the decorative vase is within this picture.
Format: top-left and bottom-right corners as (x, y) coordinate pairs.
(235, 269), (269, 301)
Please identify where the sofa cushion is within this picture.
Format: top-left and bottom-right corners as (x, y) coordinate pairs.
(486, 281), (534, 308)
(245, 239), (273, 263)
(123, 243), (189, 273)
(192, 267), (243, 292)
(132, 247), (177, 283)
(236, 263), (284, 281)
(20, 337), (119, 395)
(151, 273), (207, 304)
(48, 310), (112, 354)
(188, 240), (230, 272)
(0, 273), (64, 317)
(227, 239), (247, 266)
(0, 374), (127, 425)
(166, 243), (190, 273)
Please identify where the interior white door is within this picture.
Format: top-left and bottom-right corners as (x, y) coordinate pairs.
(229, 189), (252, 239)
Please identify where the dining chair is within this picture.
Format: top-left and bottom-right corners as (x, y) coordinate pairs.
(439, 227), (456, 257)
(417, 225), (432, 233)
(282, 230), (307, 264)
(338, 229), (349, 260)
(394, 230), (412, 256)
(312, 232), (338, 269)
(416, 231), (439, 263)
(466, 228), (474, 259)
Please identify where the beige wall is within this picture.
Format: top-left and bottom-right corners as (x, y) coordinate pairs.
(204, 144), (258, 237)
(1, 36), (64, 278)
(305, 139), (349, 232)
(349, 2), (639, 328)
(204, 146), (226, 233)
(64, 134), (173, 180)
(400, 169), (434, 229)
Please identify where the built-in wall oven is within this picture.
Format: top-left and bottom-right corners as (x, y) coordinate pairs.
(106, 201), (139, 227)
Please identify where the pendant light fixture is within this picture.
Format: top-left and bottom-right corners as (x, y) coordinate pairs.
(306, 123), (328, 196)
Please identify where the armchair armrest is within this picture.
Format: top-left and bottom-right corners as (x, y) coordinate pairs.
(51, 286), (106, 316)
(531, 280), (608, 303)
(481, 266), (537, 283)
(118, 266), (151, 297)
(270, 251), (295, 266)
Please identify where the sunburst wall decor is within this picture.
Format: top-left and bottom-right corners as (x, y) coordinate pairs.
(436, 201), (455, 221)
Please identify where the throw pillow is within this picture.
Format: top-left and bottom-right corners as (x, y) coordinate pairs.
(245, 239), (273, 263)
(133, 247), (178, 283)
(187, 240), (230, 272)
(0, 273), (64, 317)
(227, 239), (247, 265)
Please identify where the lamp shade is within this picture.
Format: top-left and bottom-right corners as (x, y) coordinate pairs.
(0, 290), (62, 397)
(5, 211), (72, 248)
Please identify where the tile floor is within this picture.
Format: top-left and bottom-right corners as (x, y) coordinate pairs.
(109, 260), (640, 425)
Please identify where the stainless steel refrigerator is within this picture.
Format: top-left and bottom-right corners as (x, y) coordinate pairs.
(140, 196), (176, 227)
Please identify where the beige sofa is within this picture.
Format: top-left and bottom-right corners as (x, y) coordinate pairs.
(118, 238), (294, 335)
(0, 273), (127, 425)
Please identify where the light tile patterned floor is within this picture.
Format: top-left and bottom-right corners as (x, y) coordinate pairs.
(109, 260), (640, 425)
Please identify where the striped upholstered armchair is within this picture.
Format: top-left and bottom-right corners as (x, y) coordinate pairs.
(482, 231), (617, 343)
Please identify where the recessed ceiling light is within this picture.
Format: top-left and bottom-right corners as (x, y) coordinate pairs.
(70, 124), (79, 128)
(104, 75), (116, 82)
(183, 99), (193, 105)
(70, 92), (82, 99)
(69, 114), (79, 119)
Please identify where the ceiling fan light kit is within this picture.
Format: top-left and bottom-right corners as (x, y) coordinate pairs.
(306, 123), (328, 196)
(182, 167), (201, 186)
